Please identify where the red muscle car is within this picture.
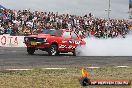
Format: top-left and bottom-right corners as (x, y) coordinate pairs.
(24, 29), (86, 56)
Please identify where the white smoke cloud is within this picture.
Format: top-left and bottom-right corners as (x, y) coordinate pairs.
(76, 35), (132, 56)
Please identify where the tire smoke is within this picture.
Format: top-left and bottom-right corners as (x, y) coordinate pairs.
(76, 35), (132, 56)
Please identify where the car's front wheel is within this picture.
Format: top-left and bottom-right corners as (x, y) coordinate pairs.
(27, 47), (35, 55)
(48, 44), (58, 56)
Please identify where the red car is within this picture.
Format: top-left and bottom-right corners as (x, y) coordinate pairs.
(24, 29), (86, 56)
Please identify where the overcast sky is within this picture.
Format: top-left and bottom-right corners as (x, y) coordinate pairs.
(1, 0), (130, 19)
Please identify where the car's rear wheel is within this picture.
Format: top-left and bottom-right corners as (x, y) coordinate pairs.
(73, 46), (81, 56)
(73, 50), (76, 56)
(48, 44), (59, 56)
(27, 47), (35, 55)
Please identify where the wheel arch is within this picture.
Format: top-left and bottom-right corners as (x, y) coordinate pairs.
(51, 42), (58, 48)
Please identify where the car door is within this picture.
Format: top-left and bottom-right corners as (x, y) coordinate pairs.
(70, 31), (81, 49)
(59, 31), (72, 52)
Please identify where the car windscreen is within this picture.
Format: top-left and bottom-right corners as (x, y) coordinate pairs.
(43, 29), (62, 36)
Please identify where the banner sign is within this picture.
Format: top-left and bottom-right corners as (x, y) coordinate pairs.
(0, 34), (26, 47)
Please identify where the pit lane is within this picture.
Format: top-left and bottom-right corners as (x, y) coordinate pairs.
(0, 47), (132, 69)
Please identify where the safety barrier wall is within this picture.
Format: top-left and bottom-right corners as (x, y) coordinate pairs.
(0, 34), (26, 47)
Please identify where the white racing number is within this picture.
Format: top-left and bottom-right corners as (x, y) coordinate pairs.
(68, 40), (74, 44)
(67, 45), (75, 49)
(59, 45), (66, 49)
(75, 41), (80, 45)
(59, 45), (75, 49)
(68, 40), (80, 45)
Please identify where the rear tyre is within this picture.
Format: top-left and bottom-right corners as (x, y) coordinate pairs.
(73, 48), (78, 56)
(73, 47), (81, 56)
(48, 44), (58, 56)
(27, 47), (35, 55)
(73, 50), (76, 56)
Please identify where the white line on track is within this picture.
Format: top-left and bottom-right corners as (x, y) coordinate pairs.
(87, 67), (100, 69)
(43, 68), (67, 70)
(5, 66), (131, 71)
(116, 66), (130, 68)
(6, 69), (33, 71)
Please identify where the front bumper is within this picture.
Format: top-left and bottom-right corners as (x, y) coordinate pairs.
(24, 42), (50, 49)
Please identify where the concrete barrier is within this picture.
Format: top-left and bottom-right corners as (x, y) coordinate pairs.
(0, 34), (26, 47)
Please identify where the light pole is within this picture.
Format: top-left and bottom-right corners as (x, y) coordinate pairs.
(105, 0), (111, 38)
(108, 0), (111, 20)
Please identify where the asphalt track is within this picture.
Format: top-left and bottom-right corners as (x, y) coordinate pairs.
(0, 47), (132, 69)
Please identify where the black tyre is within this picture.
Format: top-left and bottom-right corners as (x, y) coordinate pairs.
(73, 46), (81, 56)
(73, 48), (79, 56)
(27, 47), (35, 55)
(73, 50), (76, 56)
(48, 44), (58, 56)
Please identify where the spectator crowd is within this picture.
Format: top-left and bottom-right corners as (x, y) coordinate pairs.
(0, 9), (132, 38)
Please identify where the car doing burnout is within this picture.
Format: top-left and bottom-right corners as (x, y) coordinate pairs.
(24, 29), (86, 56)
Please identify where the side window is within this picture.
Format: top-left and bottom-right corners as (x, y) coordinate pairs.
(62, 32), (71, 38)
(71, 32), (78, 39)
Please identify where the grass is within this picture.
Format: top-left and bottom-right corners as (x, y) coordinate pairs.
(0, 67), (131, 88)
